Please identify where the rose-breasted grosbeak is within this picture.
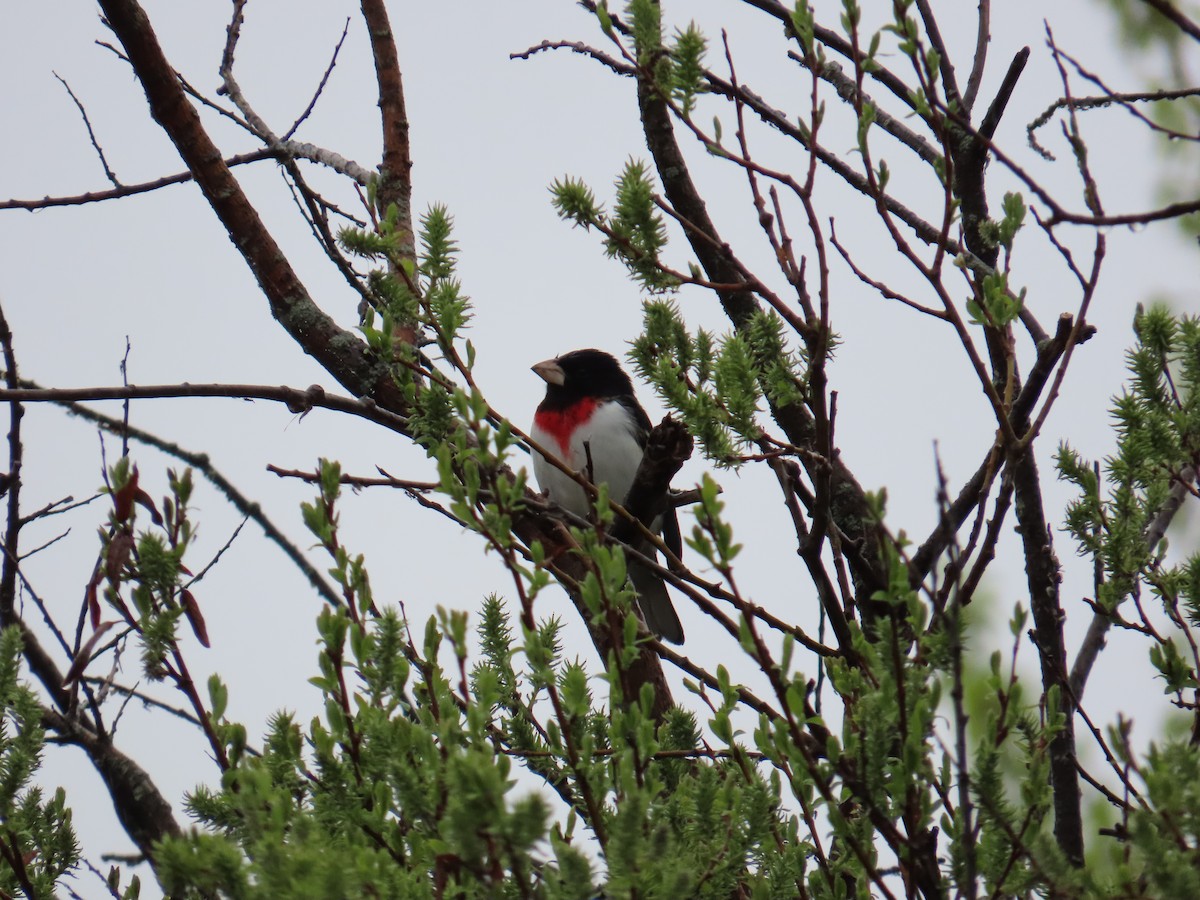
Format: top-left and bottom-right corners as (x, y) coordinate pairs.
(530, 349), (685, 644)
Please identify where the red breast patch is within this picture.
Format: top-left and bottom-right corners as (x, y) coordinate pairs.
(534, 398), (599, 455)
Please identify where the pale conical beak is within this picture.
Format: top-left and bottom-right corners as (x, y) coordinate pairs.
(532, 359), (565, 386)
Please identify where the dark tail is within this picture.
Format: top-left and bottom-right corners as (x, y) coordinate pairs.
(628, 550), (684, 644)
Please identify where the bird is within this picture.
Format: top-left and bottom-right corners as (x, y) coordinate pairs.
(530, 348), (685, 644)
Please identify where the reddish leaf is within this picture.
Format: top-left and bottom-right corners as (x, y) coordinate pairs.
(134, 487), (163, 526)
(112, 466), (140, 522)
(63, 621), (116, 686)
(181, 589), (210, 648)
(105, 530), (134, 584)
(85, 568), (103, 629)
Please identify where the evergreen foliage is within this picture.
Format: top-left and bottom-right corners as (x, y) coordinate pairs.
(0, 628), (81, 897)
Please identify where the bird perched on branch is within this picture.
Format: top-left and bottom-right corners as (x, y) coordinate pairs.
(530, 348), (685, 644)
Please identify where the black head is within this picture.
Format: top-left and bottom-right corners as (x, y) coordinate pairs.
(532, 348), (635, 402)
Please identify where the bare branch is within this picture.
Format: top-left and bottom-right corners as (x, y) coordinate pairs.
(1043, 198), (1200, 227)
(1029, 85), (1200, 160)
(733, 0), (924, 113)
(0, 302), (25, 630)
(218, 0), (277, 144)
(914, 0), (963, 110)
(0, 299), (182, 861)
(0, 382), (408, 432)
(43, 707), (182, 859)
(829, 223), (949, 320)
(1010, 444), (1083, 866)
(96, 0), (405, 416)
(636, 43), (889, 615)
(797, 56), (943, 165)
(511, 39), (637, 76)
(963, 0), (991, 111)
(53, 72), (122, 188)
(359, 0), (415, 261)
(0, 147), (364, 212)
(282, 17), (352, 141)
(1139, 0), (1200, 43)
(282, 141), (377, 185)
(977, 47), (1030, 143)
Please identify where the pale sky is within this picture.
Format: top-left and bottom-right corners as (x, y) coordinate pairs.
(1, 1), (1197, 893)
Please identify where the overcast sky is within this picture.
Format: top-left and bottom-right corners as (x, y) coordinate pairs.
(1, 1), (1197, 892)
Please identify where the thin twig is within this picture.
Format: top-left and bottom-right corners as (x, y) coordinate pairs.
(53, 72), (121, 187)
(0, 150), (273, 211)
(1028, 86), (1200, 160)
(283, 18), (351, 141)
(18, 379), (346, 608)
(0, 382), (408, 432)
(183, 517), (248, 590)
(963, 0), (991, 110)
(914, 0), (963, 109)
(1139, 0), (1200, 43)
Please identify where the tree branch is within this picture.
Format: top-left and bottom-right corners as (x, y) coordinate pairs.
(634, 44), (887, 615)
(95, 0), (406, 417)
(1010, 446), (1083, 866)
(0, 301), (181, 864)
(359, 0), (415, 261)
(53, 72), (122, 188)
(1070, 465), (1199, 699)
(0, 383), (409, 432)
(1139, 0), (1200, 43)
(0, 145), (378, 212)
(963, 0), (991, 111)
(910, 313), (1095, 581)
(24, 381), (344, 609)
(43, 707), (181, 860)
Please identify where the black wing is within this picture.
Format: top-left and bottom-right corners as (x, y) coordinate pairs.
(661, 504), (683, 559)
(613, 393), (653, 441)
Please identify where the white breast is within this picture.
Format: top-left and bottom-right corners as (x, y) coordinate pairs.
(530, 401), (644, 518)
